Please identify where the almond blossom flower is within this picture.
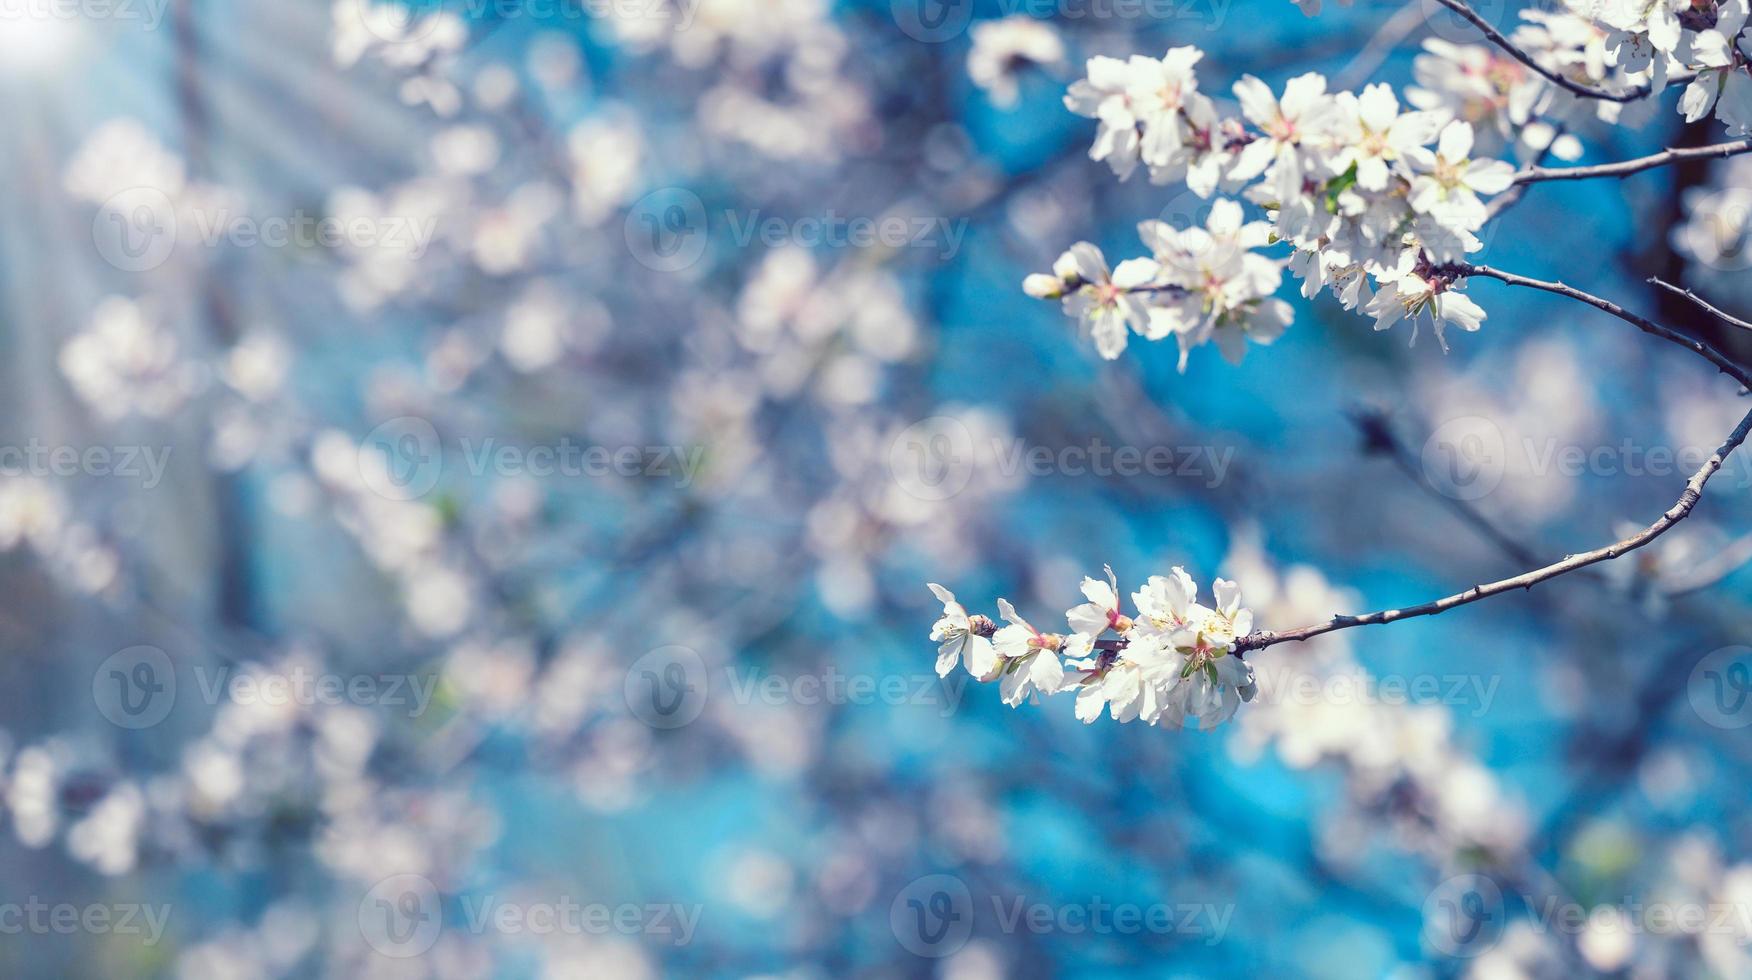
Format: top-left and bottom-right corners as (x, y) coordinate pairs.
(1198, 578), (1255, 652)
(1405, 40), (1541, 149)
(1407, 121), (1517, 232)
(991, 599), (1066, 706)
(1132, 567), (1200, 637)
(928, 583), (997, 680)
(1141, 200), (1291, 369)
(1054, 243), (1161, 360)
(1363, 255), (1487, 350)
(1148, 578), (1258, 729)
(1064, 566), (1126, 650)
(1065, 56), (1143, 180)
(1332, 84), (1448, 192)
(1594, 0), (1685, 74)
(1518, 6), (1617, 85)
(1228, 72), (1343, 202)
(1154, 647), (1257, 730)
(1125, 47), (1206, 168)
(1289, 246), (1375, 310)
(1678, 6), (1752, 131)
(1683, 1), (1749, 67)
(1072, 659), (1137, 723)
(1150, 94), (1239, 196)
(1209, 295), (1294, 366)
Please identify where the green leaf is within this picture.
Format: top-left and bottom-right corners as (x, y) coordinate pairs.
(1324, 163), (1360, 215)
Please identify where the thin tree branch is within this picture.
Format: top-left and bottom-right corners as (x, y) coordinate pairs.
(1237, 406), (1752, 652)
(1427, 0), (1670, 104)
(1649, 277), (1752, 332)
(1512, 139), (1752, 184)
(1456, 263), (1752, 390)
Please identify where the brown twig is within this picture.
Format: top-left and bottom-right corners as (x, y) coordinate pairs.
(1427, 0), (1671, 104)
(1238, 406), (1752, 652)
(1649, 277), (1752, 333)
(1512, 139), (1752, 184)
(1457, 263), (1752, 389)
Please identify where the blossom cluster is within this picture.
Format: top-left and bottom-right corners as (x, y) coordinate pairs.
(1032, 48), (1510, 363)
(928, 567), (1258, 730)
(1025, 203), (1293, 367)
(1297, 0), (1752, 136)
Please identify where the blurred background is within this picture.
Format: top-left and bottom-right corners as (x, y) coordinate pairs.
(3, 0), (1752, 975)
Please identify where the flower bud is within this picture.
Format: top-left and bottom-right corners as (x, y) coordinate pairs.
(1023, 273), (1064, 299)
(1051, 249), (1081, 283)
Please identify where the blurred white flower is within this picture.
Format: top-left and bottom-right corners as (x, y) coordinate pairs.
(967, 17), (1063, 108)
(60, 298), (197, 420)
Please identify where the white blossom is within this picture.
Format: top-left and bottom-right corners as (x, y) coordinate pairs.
(1363, 254), (1487, 350)
(1065, 56), (1144, 180)
(1407, 121), (1517, 234)
(1052, 243), (1160, 359)
(1332, 84), (1448, 192)
(967, 17), (1064, 108)
(927, 583), (998, 680)
(991, 599), (1066, 706)
(1228, 72), (1343, 205)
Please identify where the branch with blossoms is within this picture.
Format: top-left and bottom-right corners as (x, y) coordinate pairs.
(930, 404), (1752, 728)
(928, 568), (1258, 731)
(931, 1), (1752, 729)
